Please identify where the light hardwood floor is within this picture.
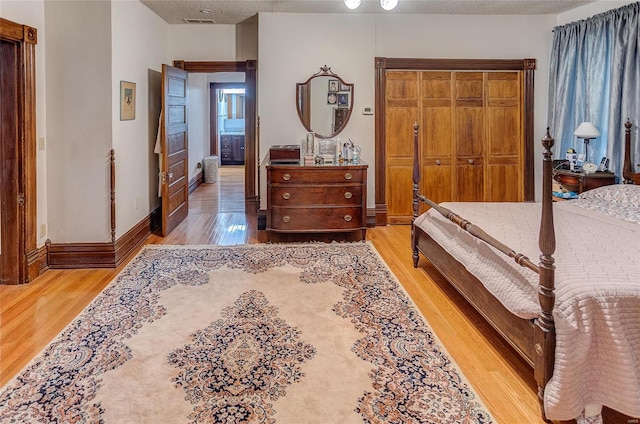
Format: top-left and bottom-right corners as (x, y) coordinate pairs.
(0, 166), (619, 423)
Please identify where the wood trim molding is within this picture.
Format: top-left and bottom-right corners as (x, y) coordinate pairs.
(173, 60), (258, 213)
(188, 171), (203, 194)
(110, 149), (116, 242)
(47, 209), (160, 269)
(27, 245), (48, 281)
(374, 57), (536, 225)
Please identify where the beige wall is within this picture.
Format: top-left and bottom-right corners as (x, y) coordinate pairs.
(167, 24), (236, 61)
(257, 12), (556, 206)
(44, 0), (113, 242)
(111, 0), (169, 239)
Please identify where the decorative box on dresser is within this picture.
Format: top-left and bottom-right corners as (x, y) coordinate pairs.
(266, 162), (368, 241)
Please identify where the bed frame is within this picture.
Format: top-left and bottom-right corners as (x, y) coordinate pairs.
(623, 119), (640, 184)
(411, 122), (558, 422)
(411, 120), (638, 422)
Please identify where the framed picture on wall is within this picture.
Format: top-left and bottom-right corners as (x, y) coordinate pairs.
(327, 92), (338, 105)
(120, 81), (136, 120)
(339, 81), (350, 91)
(328, 79), (339, 93)
(337, 93), (349, 108)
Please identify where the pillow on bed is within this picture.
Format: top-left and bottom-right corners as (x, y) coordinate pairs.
(578, 183), (640, 206)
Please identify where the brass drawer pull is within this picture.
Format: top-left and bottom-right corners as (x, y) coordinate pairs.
(282, 173), (291, 181)
(344, 173), (352, 180)
(344, 192), (353, 199)
(282, 216), (291, 223)
(435, 159), (441, 165)
(282, 192), (291, 200)
(468, 159), (474, 164)
(344, 215), (352, 222)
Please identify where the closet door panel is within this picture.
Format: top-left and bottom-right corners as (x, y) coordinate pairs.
(455, 107), (485, 157)
(455, 161), (484, 202)
(421, 72), (453, 159)
(454, 72), (484, 158)
(486, 72), (523, 201)
(487, 72), (521, 157)
(488, 107), (521, 156)
(387, 164), (415, 223)
(422, 160), (453, 208)
(385, 71), (419, 223)
(487, 163), (521, 202)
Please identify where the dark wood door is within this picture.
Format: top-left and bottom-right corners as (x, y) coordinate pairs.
(0, 39), (21, 284)
(161, 64), (189, 236)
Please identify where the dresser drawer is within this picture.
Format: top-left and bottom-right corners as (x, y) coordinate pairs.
(270, 168), (364, 184)
(270, 207), (363, 231)
(270, 186), (362, 206)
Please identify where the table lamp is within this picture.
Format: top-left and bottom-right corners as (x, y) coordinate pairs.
(573, 122), (600, 167)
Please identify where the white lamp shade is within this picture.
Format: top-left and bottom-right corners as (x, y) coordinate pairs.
(380, 0), (398, 10)
(344, 0), (361, 9)
(573, 122), (601, 139)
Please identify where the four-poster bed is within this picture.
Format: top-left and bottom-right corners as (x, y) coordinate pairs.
(411, 121), (640, 422)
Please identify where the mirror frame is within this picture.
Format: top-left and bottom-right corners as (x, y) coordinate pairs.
(296, 65), (354, 139)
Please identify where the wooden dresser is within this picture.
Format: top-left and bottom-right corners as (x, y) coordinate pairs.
(266, 162), (368, 240)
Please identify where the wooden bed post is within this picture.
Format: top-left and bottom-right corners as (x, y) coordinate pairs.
(411, 121), (420, 267)
(535, 128), (556, 423)
(622, 119), (640, 184)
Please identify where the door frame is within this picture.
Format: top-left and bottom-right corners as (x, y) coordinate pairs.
(174, 60), (258, 212)
(0, 18), (39, 284)
(374, 57), (536, 226)
(209, 82), (246, 157)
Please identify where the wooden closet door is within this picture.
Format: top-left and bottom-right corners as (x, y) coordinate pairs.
(485, 72), (523, 202)
(453, 72), (484, 202)
(385, 71), (418, 224)
(420, 72), (453, 211)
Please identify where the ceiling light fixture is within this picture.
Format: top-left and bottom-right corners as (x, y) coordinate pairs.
(200, 9), (213, 14)
(380, 0), (398, 10)
(344, 0), (361, 9)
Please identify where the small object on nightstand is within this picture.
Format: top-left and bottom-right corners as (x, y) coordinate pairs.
(583, 162), (598, 174)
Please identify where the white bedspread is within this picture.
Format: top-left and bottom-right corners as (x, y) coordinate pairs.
(414, 200), (640, 420)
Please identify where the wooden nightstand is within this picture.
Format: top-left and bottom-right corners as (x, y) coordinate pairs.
(553, 169), (616, 194)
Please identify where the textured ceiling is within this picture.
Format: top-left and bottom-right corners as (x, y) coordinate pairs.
(140, 0), (596, 25)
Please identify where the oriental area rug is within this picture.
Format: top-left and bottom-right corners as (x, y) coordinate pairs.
(0, 243), (493, 423)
